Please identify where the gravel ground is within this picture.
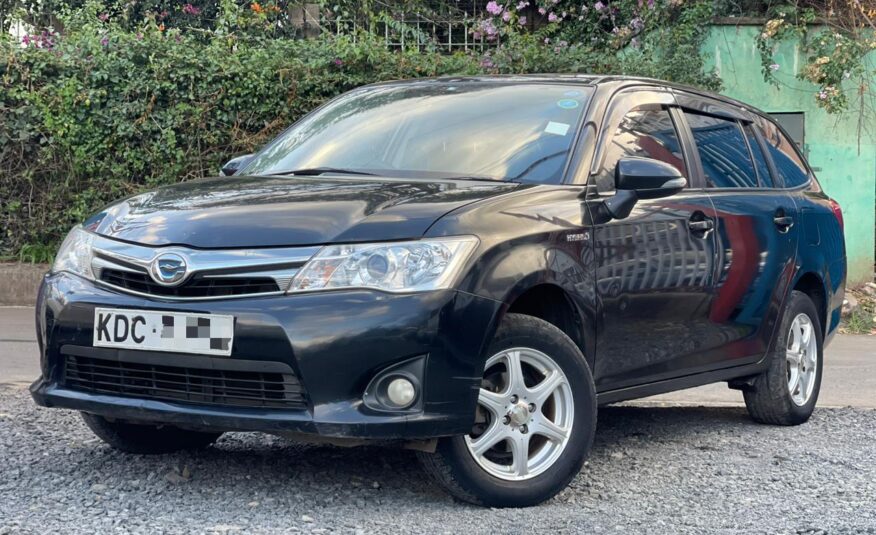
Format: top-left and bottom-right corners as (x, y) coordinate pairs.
(1, 385), (874, 534)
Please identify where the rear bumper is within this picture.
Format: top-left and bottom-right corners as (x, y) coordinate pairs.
(32, 272), (502, 439)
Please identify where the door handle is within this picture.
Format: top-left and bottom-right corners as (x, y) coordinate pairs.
(688, 220), (714, 233)
(773, 215), (794, 230)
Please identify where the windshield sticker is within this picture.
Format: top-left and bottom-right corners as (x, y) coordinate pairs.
(556, 99), (579, 109)
(544, 121), (571, 136)
(563, 90), (583, 97)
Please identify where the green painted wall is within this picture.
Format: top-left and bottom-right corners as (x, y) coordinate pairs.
(703, 25), (875, 285)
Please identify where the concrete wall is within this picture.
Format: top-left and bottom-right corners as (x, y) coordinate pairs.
(0, 263), (47, 306)
(704, 24), (875, 285)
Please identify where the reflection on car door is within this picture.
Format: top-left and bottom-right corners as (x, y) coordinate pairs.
(586, 89), (720, 391)
(674, 99), (799, 369)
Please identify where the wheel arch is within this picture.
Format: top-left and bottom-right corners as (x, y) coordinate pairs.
(489, 279), (597, 372)
(791, 270), (828, 336)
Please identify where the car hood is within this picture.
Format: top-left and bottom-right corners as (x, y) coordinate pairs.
(87, 175), (520, 248)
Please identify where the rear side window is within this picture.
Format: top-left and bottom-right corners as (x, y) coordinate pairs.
(598, 107), (686, 192)
(684, 112), (758, 188)
(743, 123), (774, 187)
(757, 118), (810, 188)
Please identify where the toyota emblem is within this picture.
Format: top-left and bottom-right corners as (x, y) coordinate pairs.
(150, 253), (189, 286)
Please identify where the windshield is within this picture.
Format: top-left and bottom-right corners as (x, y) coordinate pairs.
(242, 82), (592, 183)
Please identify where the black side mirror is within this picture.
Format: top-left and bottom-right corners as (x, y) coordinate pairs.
(615, 156), (686, 199)
(603, 157), (686, 220)
(220, 154), (254, 176)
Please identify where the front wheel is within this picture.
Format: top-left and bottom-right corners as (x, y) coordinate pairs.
(418, 313), (596, 507)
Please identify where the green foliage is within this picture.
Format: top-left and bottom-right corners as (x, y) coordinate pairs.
(756, 2), (876, 113)
(1, 0), (721, 257)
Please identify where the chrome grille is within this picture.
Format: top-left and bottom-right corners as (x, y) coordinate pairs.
(100, 269), (280, 298)
(89, 234), (320, 300)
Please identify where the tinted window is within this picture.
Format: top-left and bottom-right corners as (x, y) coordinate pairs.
(242, 83), (592, 184)
(757, 118), (810, 188)
(598, 107), (686, 191)
(743, 123), (773, 187)
(684, 112), (758, 188)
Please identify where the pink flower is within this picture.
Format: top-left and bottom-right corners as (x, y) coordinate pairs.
(516, 1), (529, 10)
(594, 1), (605, 10)
(100, 37), (109, 47)
(519, 15), (527, 25)
(486, 1), (503, 15)
(333, 58), (344, 66)
(548, 12), (558, 22)
(538, 7), (546, 14)
(182, 3), (201, 15)
(98, 13), (109, 22)
(502, 11), (511, 21)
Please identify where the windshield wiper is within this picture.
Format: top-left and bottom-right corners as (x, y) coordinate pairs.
(272, 167), (377, 177)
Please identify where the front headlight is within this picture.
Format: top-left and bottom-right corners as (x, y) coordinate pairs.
(288, 236), (479, 294)
(52, 226), (95, 280)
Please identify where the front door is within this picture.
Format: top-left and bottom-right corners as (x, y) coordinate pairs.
(586, 89), (720, 391)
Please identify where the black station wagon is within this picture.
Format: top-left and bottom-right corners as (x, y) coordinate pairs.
(33, 75), (846, 507)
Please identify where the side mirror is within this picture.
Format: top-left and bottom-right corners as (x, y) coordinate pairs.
(615, 156), (686, 199)
(603, 157), (687, 220)
(220, 154), (254, 177)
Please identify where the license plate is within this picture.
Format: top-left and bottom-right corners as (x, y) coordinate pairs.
(93, 308), (234, 357)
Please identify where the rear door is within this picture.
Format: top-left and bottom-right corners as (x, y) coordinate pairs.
(673, 93), (799, 367)
(587, 88), (721, 390)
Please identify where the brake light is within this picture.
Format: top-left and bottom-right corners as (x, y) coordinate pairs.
(828, 199), (843, 232)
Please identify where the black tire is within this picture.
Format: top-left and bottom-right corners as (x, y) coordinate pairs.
(418, 313), (597, 507)
(81, 413), (223, 454)
(743, 290), (823, 425)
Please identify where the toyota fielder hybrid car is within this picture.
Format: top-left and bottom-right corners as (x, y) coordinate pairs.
(32, 76), (846, 507)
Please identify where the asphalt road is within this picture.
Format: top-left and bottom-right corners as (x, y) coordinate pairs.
(2, 306), (874, 407)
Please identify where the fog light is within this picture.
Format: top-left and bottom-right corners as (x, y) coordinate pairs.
(386, 377), (416, 407)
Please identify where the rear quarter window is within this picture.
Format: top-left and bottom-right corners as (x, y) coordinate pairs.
(756, 118), (811, 188)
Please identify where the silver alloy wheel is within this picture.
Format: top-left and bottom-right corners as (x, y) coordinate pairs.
(787, 313), (818, 406)
(464, 347), (574, 481)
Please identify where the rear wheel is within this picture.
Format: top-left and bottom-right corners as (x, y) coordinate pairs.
(418, 313), (596, 507)
(81, 413), (222, 454)
(743, 290), (823, 425)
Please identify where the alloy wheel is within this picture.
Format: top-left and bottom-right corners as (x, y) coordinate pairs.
(464, 347), (574, 481)
(786, 313), (818, 406)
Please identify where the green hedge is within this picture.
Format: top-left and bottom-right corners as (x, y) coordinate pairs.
(1, 1), (721, 261)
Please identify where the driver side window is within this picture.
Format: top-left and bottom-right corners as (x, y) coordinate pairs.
(597, 106), (687, 193)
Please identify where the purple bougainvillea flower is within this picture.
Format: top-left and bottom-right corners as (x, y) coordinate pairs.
(548, 12), (558, 22)
(594, 1), (605, 11)
(333, 58), (344, 66)
(519, 15), (527, 25)
(516, 1), (529, 10)
(98, 13), (109, 22)
(502, 11), (511, 21)
(100, 37), (109, 47)
(486, 1), (503, 15)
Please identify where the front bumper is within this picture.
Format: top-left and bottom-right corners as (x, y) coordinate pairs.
(31, 273), (502, 439)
